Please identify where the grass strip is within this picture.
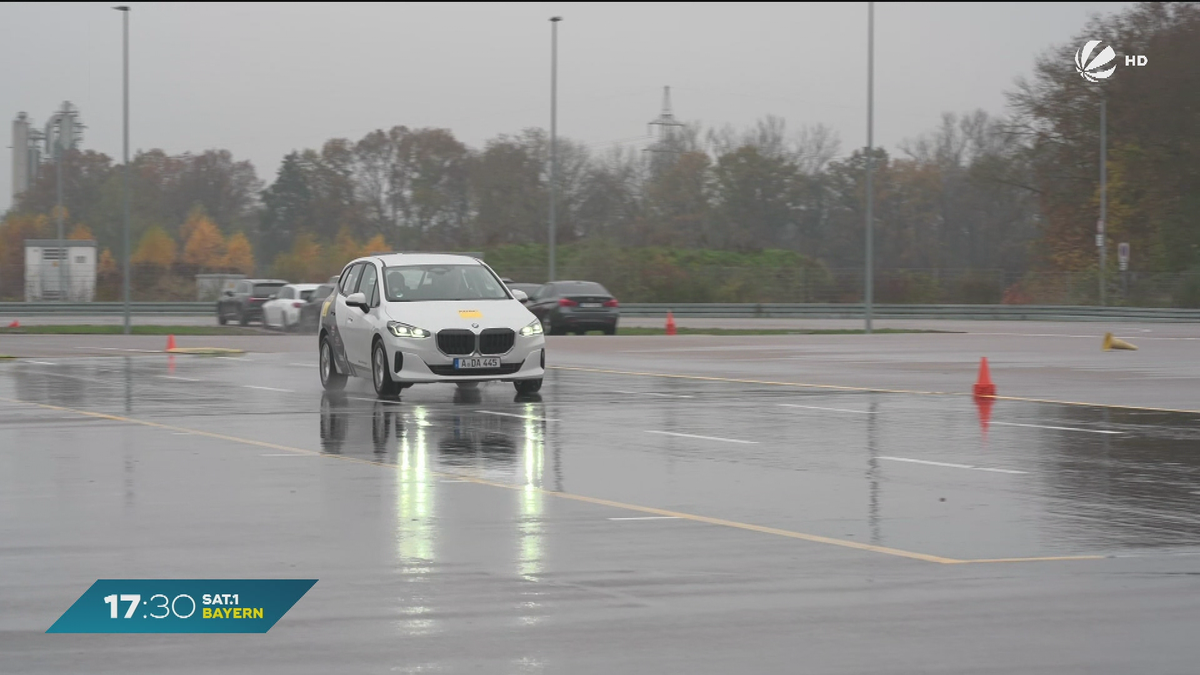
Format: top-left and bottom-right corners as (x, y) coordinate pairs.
(596, 327), (954, 336)
(0, 325), (267, 336)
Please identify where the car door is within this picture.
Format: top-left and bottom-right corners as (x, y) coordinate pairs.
(344, 262), (382, 368)
(528, 284), (554, 321)
(335, 263), (367, 367)
(233, 281), (251, 317)
(264, 286), (283, 326)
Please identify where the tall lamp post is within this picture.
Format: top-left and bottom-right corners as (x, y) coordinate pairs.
(548, 16), (561, 284)
(1099, 93), (1107, 306)
(114, 6), (131, 334)
(864, 2), (875, 334)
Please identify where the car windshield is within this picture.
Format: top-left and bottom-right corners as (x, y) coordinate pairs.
(311, 285), (333, 301)
(557, 282), (610, 296)
(252, 283), (284, 297)
(384, 264), (510, 302)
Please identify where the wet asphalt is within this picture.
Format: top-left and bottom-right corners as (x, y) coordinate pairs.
(3, 332), (1200, 673)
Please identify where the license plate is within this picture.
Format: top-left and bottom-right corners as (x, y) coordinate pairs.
(580, 302), (602, 308)
(454, 357), (501, 370)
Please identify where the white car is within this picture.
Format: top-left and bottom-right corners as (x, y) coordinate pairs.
(262, 283), (323, 331)
(317, 253), (546, 397)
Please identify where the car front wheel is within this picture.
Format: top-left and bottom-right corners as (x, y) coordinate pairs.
(319, 336), (347, 391)
(372, 341), (402, 398)
(514, 378), (543, 394)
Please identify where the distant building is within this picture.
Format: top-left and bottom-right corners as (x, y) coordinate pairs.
(24, 239), (96, 302)
(10, 101), (84, 208)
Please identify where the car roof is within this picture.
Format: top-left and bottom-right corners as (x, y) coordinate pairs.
(360, 253), (485, 267)
(247, 279), (288, 284)
(287, 283), (322, 289)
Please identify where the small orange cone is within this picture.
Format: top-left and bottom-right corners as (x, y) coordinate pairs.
(166, 334), (177, 352)
(665, 311), (677, 336)
(973, 357), (995, 398)
(7, 320), (18, 328)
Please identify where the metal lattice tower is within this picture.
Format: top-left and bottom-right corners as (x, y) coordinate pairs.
(645, 86), (686, 157)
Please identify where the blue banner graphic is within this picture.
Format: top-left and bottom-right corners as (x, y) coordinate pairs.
(47, 579), (317, 633)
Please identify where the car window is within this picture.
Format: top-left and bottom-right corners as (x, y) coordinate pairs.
(339, 264), (363, 296)
(557, 281), (609, 296)
(312, 285), (333, 301)
(358, 264), (379, 307)
(300, 289), (317, 302)
(252, 283), (284, 298)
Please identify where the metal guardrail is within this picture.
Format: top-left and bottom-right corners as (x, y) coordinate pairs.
(1, 301), (1199, 322)
(623, 304), (1200, 322)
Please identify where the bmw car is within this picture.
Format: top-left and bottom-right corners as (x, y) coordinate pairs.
(318, 253), (546, 398)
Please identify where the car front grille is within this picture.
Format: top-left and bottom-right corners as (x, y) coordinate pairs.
(429, 364), (522, 376)
(437, 330), (475, 356)
(479, 329), (515, 355)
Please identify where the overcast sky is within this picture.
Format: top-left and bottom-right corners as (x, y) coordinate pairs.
(2, 2), (1133, 211)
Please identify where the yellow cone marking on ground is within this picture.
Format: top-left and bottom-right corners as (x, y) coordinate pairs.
(0, 395), (1109, 566)
(549, 366), (1200, 415)
(167, 347), (245, 355)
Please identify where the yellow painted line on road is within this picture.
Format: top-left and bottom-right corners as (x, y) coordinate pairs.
(0, 395), (1106, 566)
(550, 366), (1200, 415)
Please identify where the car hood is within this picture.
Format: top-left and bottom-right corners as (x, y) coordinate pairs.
(383, 300), (537, 331)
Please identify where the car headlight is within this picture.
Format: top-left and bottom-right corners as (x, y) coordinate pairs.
(520, 319), (544, 337)
(388, 321), (431, 338)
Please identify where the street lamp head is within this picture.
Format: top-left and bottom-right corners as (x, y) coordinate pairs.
(113, 6), (130, 11)
(550, 16), (562, 22)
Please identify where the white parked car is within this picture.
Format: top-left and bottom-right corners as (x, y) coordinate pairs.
(318, 253), (546, 397)
(262, 283), (323, 331)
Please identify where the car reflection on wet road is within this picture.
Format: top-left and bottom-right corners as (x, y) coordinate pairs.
(3, 352), (1200, 673)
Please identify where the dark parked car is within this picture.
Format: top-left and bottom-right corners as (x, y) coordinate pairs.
(525, 280), (619, 335)
(506, 283), (543, 305)
(298, 283), (336, 333)
(216, 278), (288, 326)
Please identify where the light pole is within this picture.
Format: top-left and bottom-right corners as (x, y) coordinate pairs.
(548, 16), (561, 284)
(115, 6), (131, 333)
(55, 117), (65, 301)
(864, 1), (874, 334)
(1099, 93), (1107, 306)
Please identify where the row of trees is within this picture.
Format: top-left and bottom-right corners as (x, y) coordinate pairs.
(1, 2), (1195, 304)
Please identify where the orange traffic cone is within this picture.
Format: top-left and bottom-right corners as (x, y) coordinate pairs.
(166, 334), (177, 352)
(973, 357), (995, 398)
(7, 320), (18, 328)
(665, 311), (677, 336)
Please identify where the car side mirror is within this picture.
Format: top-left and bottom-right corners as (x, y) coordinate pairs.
(512, 289), (528, 302)
(346, 292), (368, 311)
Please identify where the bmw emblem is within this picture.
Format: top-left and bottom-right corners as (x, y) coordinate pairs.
(472, 323), (479, 329)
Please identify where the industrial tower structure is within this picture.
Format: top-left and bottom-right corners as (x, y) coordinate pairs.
(10, 101), (84, 206)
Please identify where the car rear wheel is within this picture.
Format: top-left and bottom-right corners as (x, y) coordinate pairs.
(319, 336), (347, 391)
(514, 378), (542, 394)
(238, 308), (249, 327)
(372, 341), (402, 398)
(603, 323), (617, 335)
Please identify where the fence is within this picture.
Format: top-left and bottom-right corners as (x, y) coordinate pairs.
(3, 264), (1200, 308)
(3, 301), (1200, 323)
